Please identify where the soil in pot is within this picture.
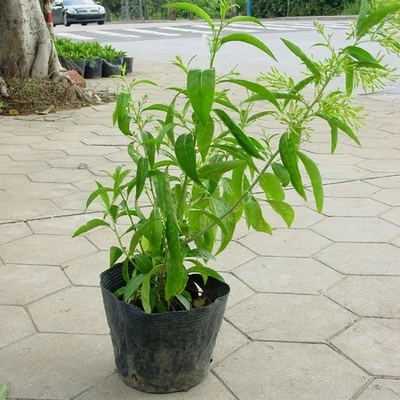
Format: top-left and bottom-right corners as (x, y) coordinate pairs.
(84, 59), (102, 79)
(100, 263), (230, 394)
(102, 57), (123, 78)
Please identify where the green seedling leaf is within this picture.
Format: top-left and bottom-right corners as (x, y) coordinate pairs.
(141, 131), (156, 168)
(136, 157), (149, 200)
(198, 160), (244, 179)
(196, 117), (214, 161)
(267, 200), (295, 227)
(352, 61), (385, 70)
(214, 109), (262, 159)
(72, 219), (110, 237)
(133, 254), (153, 274)
(187, 265), (224, 282)
(175, 133), (200, 183)
(220, 33), (276, 61)
(297, 151), (324, 213)
(279, 133), (306, 199)
(281, 38), (321, 81)
(284, 76), (315, 107)
(345, 67), (354, 96)
(113, 92), (130, 133)
(356, 0), (369, 34)
(110, 246), (123, 267)
(344, 46), (379, 63)
(244, 194), (272, 234)
(123, 274), (146, 302)
(129, 218), (159, 254)
(165, 2), (214, 28)
(166, 215), (187, 300)
(330, 124), (339, 154)
(141, 273), (152, 313)
(226, 15), (266, 28)
(143, 103), (170, 113)
(122, 258), (130, 283)
(187, 68), (215, 126)
(259, 172), (285, 201)
(0, 383), (7, 400)
(175, 293), (191, 310)
(85, 186), (113, 209)
(145, 208), (163, 251)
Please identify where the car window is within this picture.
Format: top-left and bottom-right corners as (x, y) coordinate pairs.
(64, 0), (97, 6)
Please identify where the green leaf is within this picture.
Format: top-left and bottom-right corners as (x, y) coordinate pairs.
(268, 200), (295, 228)
(110, 246), (123, 267)
(165, 2), (214, 28)
(129, 218), (159, 253)
(281, 39), (321, 80)
(187, 265), (224, 282)
(351, 61), (385, 70)
(244, 194), (272, 234)
(165, 216), (187, 300)
(143, 103), (170, 113)
(214, 109), (262, 159)
(284, 76), (315, 107)
(297, 151), (324, 213)
(145, 208), (163, 251)
(135, 157), (149, 200)
(141, 131), (156, 168)
(113, 92), (131, 135)
(122, 258), (130, 283)
(72, 219), (110, 238)
(345, 67), (354, 96)
(0, 383), (7, 400)
(198, 160), (244, 179)
(271, 163), (290, 187)
(196, 117), (214, 162)
(211, 196), (236, 254)
(156, 123), (175, 151)
(357, 3), (400, 38)
(330, 124), (338, 154)
(85, 186), (113, 209)
(220, 33), (276, 61)
(259, 172), (285, 201)
(175, 293), (191, 310)
(187, 68), (215, 126)
(123, 274), (146, 302)
(222, 78), (280, 109)
(141, 273), (152, 313)
(226, 15), (266, 29)
(133, 254), (153, 274)
(279, 133), (306, 199)
(344, 46), (379, 63)
(175, 133), (200, 183)
(356, 0), (369, 34)
(316, 112), (361, 146)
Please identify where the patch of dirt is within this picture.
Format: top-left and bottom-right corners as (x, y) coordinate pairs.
(0, 77), (117, 116)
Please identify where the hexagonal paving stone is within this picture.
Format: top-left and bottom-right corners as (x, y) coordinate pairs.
(323, 181), (379, 198)
(351, 147), (400, 160)
(28, 167), (95, 183)
(312, 217), (400, 242)
(0, 159), (49, 174)
(220, 272), (255, 309)
(372, 189), (400, 207)
(47, 155), (107, 169)
(7, 181), (76, 200)
(331, 318), (400, 376)
(0, 265), (69, 305)
(64, 251), (109, 286)
(28, 286), (109, 334)
(207, 241), (256, 272)
(0, 234), (96, 265)
(380, 207), (400, 226)
(315, 243), (400, 275)
(234, 257), (342, 294)
(319, 197), (389, 217)
(317, 165), (370, 181)
(0, 333), (114, 399)
(75, 372), (236, 400)
(357, 160), (400, 173)
(0, 174), (28, 190)
(357, 380), (400, 400)
(367, 176), (400, 189)
(0, 222), (31, 245)
(324, 276), (400, 318)
(225, 293), (356, 342)
(214, 342), (368, 400)
(52, 191), (103, 212)
(240, 229), (331, 257)
(0, 305), (36, 348)
(0, 198), (60, 222)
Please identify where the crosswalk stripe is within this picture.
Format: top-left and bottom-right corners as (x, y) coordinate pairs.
(90, 30), (140, 38)
(121, 28), (179, 36)
(228, 23), (266, 30)
(56, 32), (95, 40)
(196, 24), (259, 33)
(160, 26), (210, 34)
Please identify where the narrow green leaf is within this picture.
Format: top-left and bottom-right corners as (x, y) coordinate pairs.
(145, 208), (163, 251)
(113, 92), (131, 135)
(345, 67), (354, 96)
(211, 196), (236, 254)
(197, 117), (214, 162)
(141, 131), (156, 168)
(133, 254), (153, 274)
(220, 33), (276, 61)
(281, 38), (321, 80)
(95, 181), (110, 208)
(344, 46), (379, 63)
(129, 218), (158, 254)
(165, 2), (214, 28)
(247, 110), (274, 124)
(198, 160), (244, 179)
(72, 219), (109, 238)
(187, 265), (224, 282)
(156, 123), (175, 151)
(175, 133), (200, 183)
(279, 133), (306, 199)
(330, 124), (338, 154)
(122, 258), (130, 283)
(123, 274), (145, 302)
(272, 162), (290, 187)
(175, 293), (191, 310)
(187, 68), (215, 126)
(244, 194), (272, 234)
(143, 103), (170, 113)
(165, 216), (187, 300)
(267, 200), (295, 228)
(284, 76), (315, 107)
(214, 109), (262, 159)
(356, 0), (369, 35)
(0, 383), (7, 400)
(352, 61), (385, 70)
(135, 157), (149, 200)
(226, 15), (266, 28)
(109, 246), (123, 267)
(297, 151), (324, 213)
(259, 172), (285, 201)
(85, 186), (113, 209)
(141, 273), (152, 313)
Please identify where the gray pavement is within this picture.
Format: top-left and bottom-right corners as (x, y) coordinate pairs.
(1, 59), (400, 399)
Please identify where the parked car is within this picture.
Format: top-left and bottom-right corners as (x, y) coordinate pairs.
(52, 0), (106, 27)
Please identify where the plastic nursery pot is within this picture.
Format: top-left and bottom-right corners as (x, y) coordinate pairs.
(84, 59), (102, 79)
(102, 57), (123, 78)
(100, 263), (230, 393)
(71, 59), (86, 76)
(123, 56), (134, 74)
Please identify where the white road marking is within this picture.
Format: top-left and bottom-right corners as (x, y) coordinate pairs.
(228, 23), (266, 30)
(121, 28), (179, 36)
(55, 32), (95, 40)
(90, 30), (140, 37)
(197, 24), (259, 33)
(160, 26), (210, 34)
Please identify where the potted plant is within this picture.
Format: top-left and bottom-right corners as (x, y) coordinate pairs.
(101, 45), (124, 77)
(74, 0), (400, 393)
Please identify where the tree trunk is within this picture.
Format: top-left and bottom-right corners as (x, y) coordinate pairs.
(0, 0), (62, 80)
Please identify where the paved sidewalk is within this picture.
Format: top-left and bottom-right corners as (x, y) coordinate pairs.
(0, 61), (400, 400)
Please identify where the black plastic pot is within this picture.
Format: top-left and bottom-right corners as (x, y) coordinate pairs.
(100, 263), (230, 393)
(123, 57), (134, 74)
(71, 59), (86, 76)
(102, 57), (123, 77)
(84, 59), (102, 79)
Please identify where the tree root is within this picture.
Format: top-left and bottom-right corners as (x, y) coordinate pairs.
(0, 76), (9, 97)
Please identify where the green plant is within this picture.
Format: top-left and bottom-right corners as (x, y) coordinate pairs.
(0, 383), (7, 400)
(74, 0), (400, 313)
